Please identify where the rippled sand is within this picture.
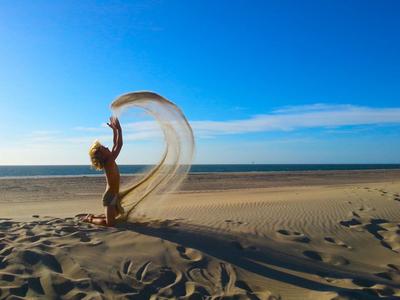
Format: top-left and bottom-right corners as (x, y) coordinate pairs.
(0, 170), (400, 299)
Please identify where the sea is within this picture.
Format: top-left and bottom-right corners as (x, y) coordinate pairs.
(0, 164), (399, 178)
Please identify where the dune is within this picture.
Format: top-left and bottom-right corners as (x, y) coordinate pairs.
(0, 171), (400, 299)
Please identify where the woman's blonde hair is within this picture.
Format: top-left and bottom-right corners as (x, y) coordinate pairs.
(89, 140), (105, 170)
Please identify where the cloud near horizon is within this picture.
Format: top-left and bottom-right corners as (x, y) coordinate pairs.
(191, 104), (400, 136)
(67, 104), (400, 140)
(2, 104), (400, 165)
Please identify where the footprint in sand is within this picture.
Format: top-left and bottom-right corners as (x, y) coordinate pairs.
(16, 235), (41, 243)
(379, 189), (388, 196)
(50, 276), (76, 296)
(0, 246), (91, 298)
(339, 217), (363, 231)
(187, 262), (276, 299)
(340, 216), (400, 252)
(117, 260), (188, 298)
(363, 285), (398, 298)
(327, 288), (395, 300)
(0, 245), (14, 257)
(324, 237), (352, 249)
(0, 220), (15, 229)
(276, 229), (310, 243)
(41, 273), (104, 298)
(351, 278), (399, 298)
(224, 219), (245, 225)
(134, 261), (153, 283)
(375, 264), (400, 283)
(374, 190), (400, 202)
(376, 222), (400, 252)
(20, 249), (63, 273)
(120, 259), (134, 277)
(303, 250), (349, 266)
(357, 205), (375, 213)
(359, 219), (400, 252)
(177, 245), (203, 262)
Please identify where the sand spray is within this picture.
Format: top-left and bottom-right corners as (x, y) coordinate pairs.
(110, 91), (195, 221)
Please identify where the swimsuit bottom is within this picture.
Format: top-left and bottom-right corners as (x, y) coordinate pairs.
(103, 190), (119, 207)
(102, 190), (125, 216)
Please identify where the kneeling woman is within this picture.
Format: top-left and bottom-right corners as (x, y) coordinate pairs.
(82, 116), (123, 226)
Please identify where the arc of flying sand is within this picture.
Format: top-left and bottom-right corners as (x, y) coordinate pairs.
(110, 91), (195, 221)
(118, 146), (169, 218)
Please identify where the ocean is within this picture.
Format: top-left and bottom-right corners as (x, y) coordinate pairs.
(0, 164), (399, 178)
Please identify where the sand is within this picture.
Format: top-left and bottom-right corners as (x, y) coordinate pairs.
(1, 170), (400, 299)
(110, 91), (194, 220)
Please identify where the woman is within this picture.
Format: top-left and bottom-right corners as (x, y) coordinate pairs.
(82, 116), (123, 226)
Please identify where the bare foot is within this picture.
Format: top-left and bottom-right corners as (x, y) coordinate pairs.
(80, 214), (94, 223)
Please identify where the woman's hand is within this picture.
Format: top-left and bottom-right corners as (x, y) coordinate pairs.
(107, 116), (121, 130)
(108, 115), (123, 159)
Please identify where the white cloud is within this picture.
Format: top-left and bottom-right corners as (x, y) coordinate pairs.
(3, 103), (400, 164)
(65, 103), (400, 144)
(23, 104), (400, 142)
(272, 103), (357, 113)
(191, 105), (400, 136)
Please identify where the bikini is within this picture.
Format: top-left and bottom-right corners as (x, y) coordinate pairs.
(102, 189), (119, 206)
(102, 189), (124, 215)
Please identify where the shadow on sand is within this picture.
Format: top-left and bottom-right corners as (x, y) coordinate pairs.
(117, 220), (399, 299)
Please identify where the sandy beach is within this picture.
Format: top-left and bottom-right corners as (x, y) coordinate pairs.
(1, 170), (400, 299)
(3, 0), (400, 299)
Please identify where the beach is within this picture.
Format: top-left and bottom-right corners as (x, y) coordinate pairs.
(1, 170), (400, 299)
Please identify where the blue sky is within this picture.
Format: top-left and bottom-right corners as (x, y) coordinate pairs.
(0, 0), (400, 164)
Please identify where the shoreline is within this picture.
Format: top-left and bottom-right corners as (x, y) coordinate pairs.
(1, 170), (399, 207)
(0, 167), (400, 180)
